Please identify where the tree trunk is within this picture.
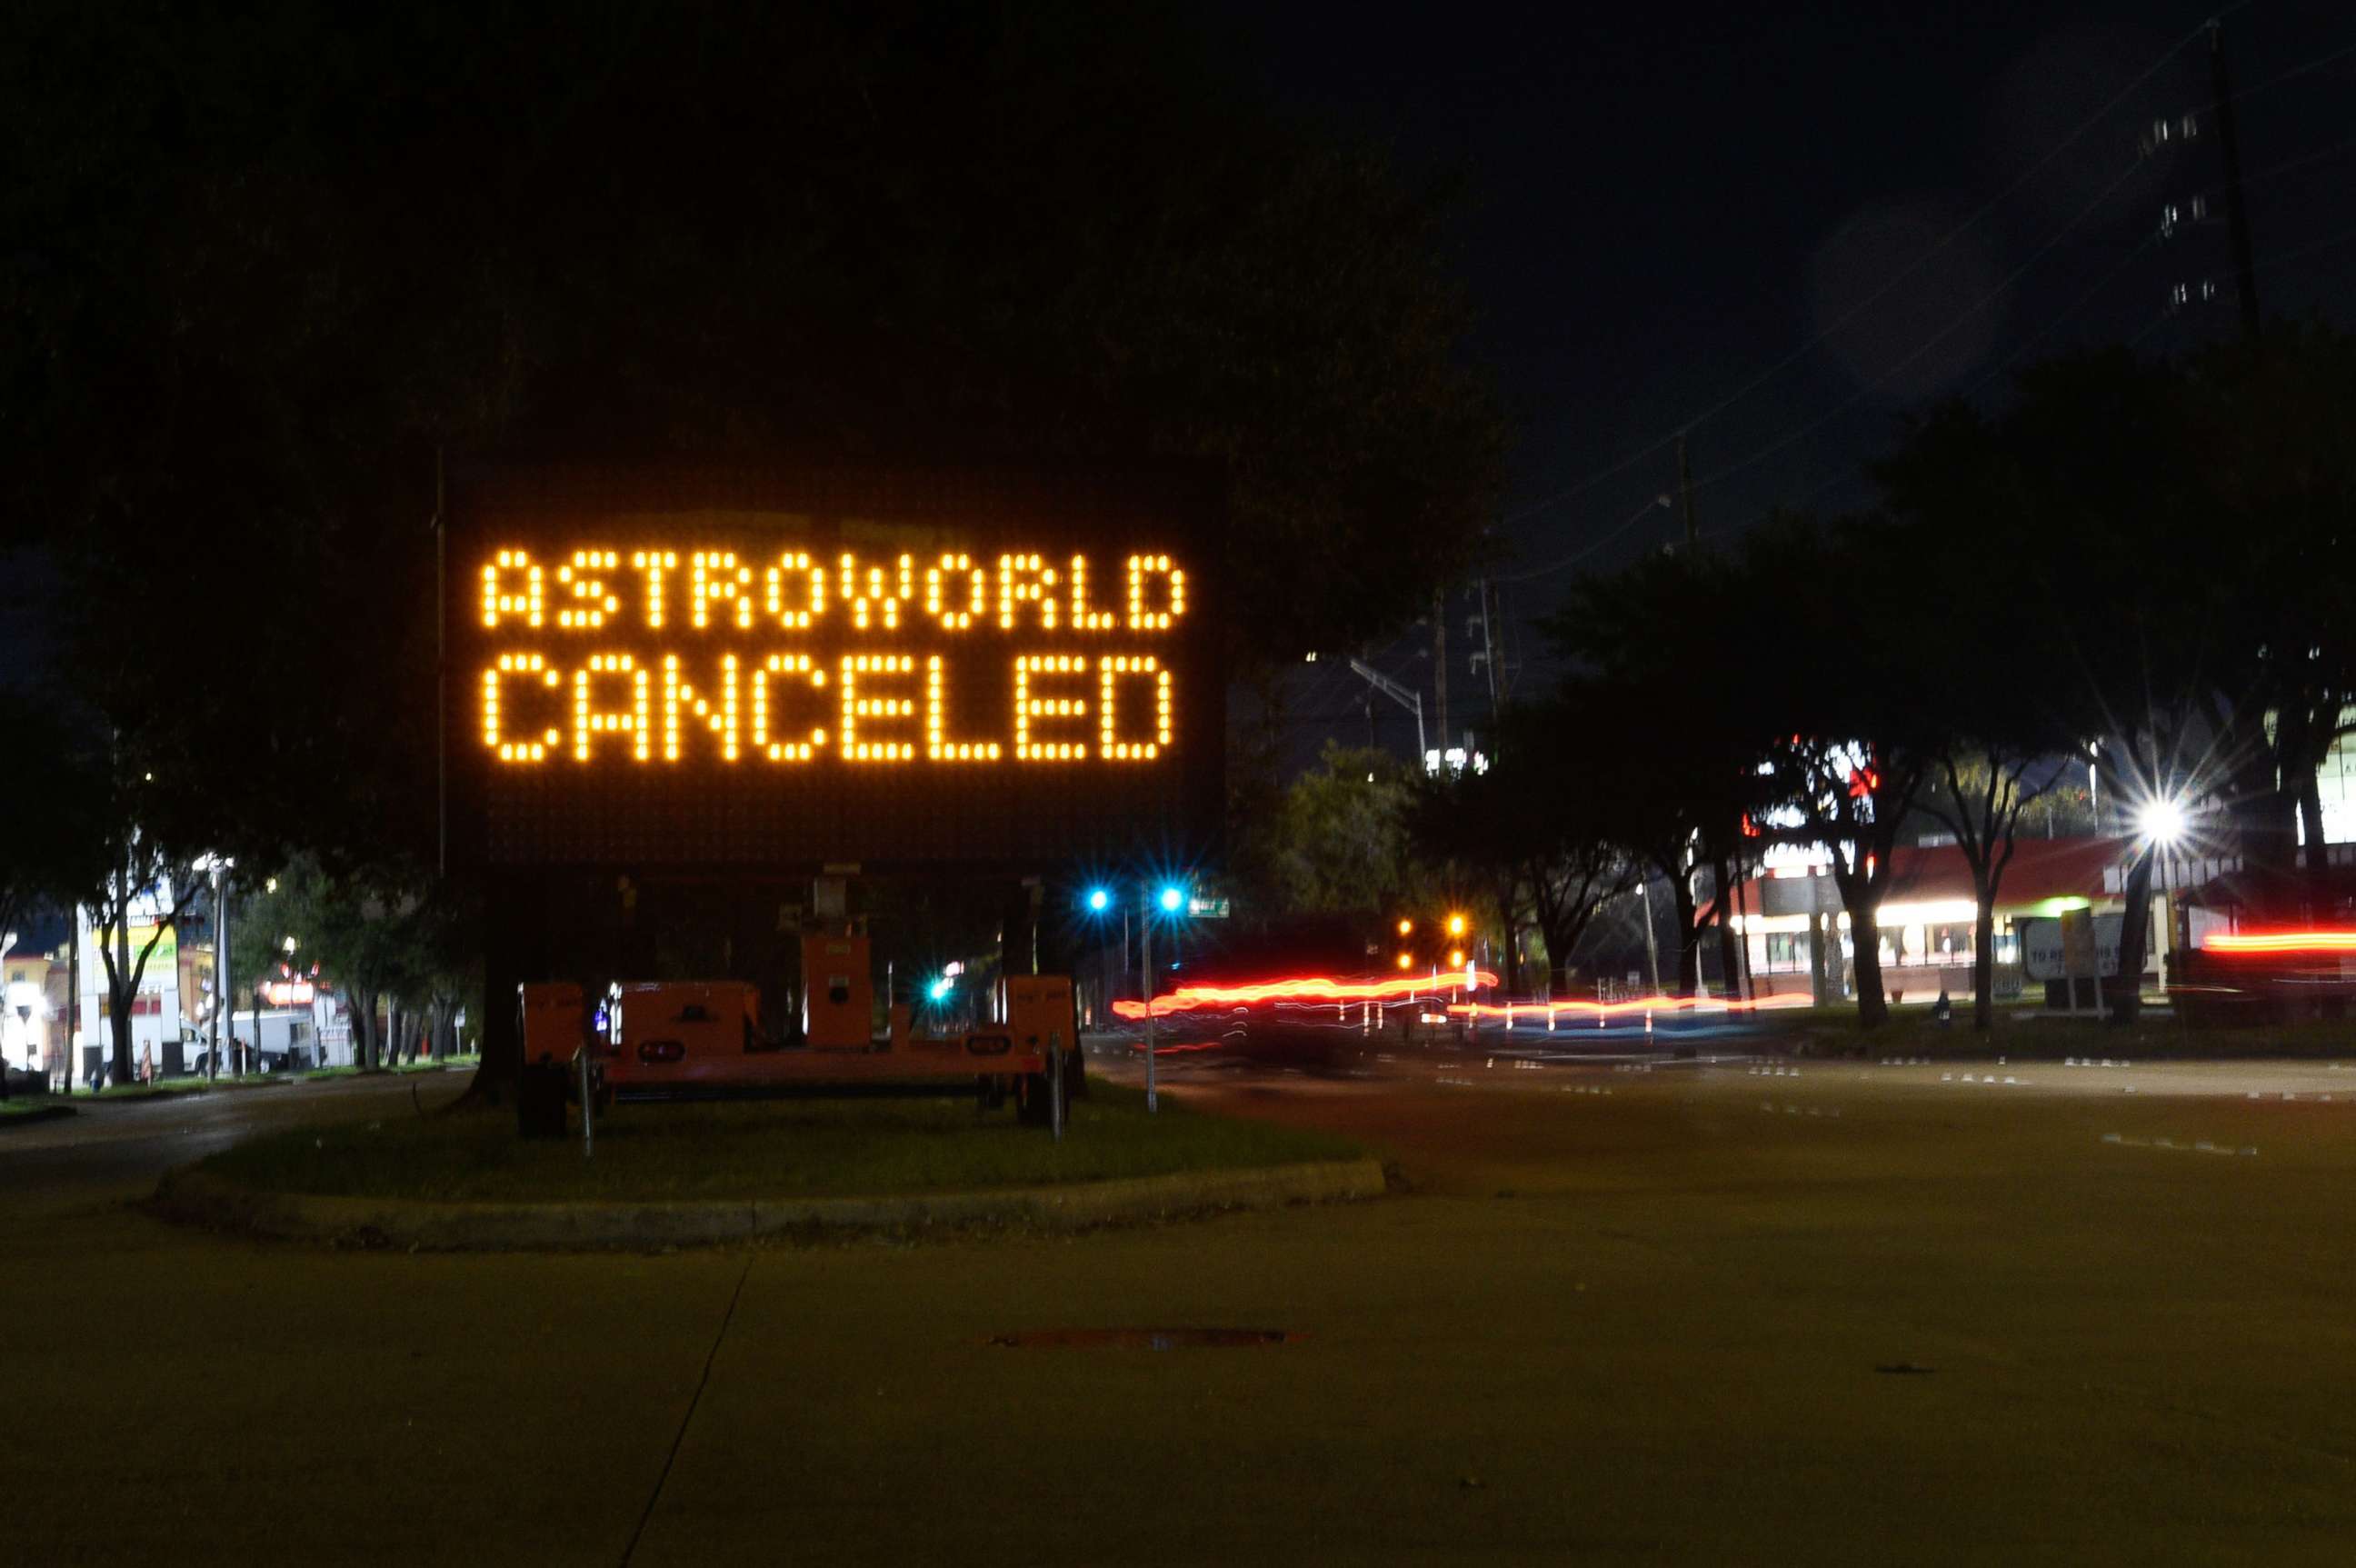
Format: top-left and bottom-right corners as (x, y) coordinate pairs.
(354, 991), (379, 1070)
(1499, 874), (1527, 994)
(1834, 865), (1889, 1028)
(2109, 847), (2155, 1024)
(2299, 767), (2331, 919)
(1807, 908), (1830, 1005)
(1971, 883), (1997, 1033)
(1670, 877), (1700, 996)
(1711, 855), (1740, 1001)
(2234, 736), (2299, 921)
(1848, 920), (1889, 1029)
(106, 984), (135, 1087)
(108, 914), (135, 1086)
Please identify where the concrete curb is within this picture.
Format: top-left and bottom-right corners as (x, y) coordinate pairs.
(92, 1078), (297, 1104)
(0, 1104), (78, 1130)
(152, 1156), (1388, 1252)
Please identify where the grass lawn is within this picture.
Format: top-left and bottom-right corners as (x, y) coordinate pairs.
(197, 1083), (1363, 1204)
(0, 1096), (73, 1119)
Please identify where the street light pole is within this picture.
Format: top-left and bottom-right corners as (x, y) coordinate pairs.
(1342, 657), (1428, 764)
(1640, 876), (1661, 994)
(209, 864), (226, 1082)
(1141, 896), (1156, 1114)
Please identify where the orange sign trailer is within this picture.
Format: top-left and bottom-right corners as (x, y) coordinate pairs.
(520, 934), (1083, 1121)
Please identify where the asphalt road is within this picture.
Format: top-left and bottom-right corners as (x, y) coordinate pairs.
(6, 1047), (2355, 1565)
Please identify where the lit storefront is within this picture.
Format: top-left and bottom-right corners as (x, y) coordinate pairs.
(1729, 837), (2187, 1005)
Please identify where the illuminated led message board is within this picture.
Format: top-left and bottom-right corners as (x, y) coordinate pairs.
(449, 468), (1223, 868)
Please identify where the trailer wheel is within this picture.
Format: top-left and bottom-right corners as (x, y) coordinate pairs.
(1061, 1046), (1088, 1103)
(1014, 1072), (1053, 1125)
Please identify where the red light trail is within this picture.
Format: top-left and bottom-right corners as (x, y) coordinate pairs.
(2205, 930), (2356, 955)
(1439, 992), (1812, 1020)
(1111, 970), (1501, 1020)
(1105, 973), (1822, 1022)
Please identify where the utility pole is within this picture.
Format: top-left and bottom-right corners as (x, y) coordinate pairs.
(1430, 585), (1449, 769)
(1477, 577), (1504, 718)
(2208, 18), (2261, 340)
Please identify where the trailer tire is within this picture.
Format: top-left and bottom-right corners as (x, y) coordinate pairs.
(1062, 1046), (1088, 1103)
(1014, 1072), (1053, 1126)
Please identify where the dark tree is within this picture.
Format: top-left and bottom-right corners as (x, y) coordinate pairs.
(1407, 708), (1639, 995)
(1542, 554), (1767, 998)
(1, 2), (1505, 1087)
(1875, 342), (2356, 1019)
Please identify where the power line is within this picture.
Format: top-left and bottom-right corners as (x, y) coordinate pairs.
(1964, 232), (2163, 400)
(2174, 33), (2356, 118)
(2175, 125), (2356, 213)
(2234, 219), (2356, 278)
(1501, 11), (2236, 531)
(1963, 125), (2356, 394)
(1498, 495), (1671, 583)
(1685, 149), (2158, 498)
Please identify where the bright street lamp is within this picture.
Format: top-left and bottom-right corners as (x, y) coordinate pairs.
(1157, 884), (1185, 914)
(2139, 796), (2188, 844)
(1085, 887), (1112, 914)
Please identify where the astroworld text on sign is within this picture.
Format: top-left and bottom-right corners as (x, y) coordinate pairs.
(476, 547), (1189, 768)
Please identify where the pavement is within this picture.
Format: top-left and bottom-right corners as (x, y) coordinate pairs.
(6, 1045), (2356, 1564)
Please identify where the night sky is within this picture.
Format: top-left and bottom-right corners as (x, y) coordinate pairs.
(6, 4), (2348, 777)
(1247, 0), (2356, 756)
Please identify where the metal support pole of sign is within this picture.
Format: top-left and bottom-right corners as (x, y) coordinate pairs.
(1049, 1037), (1064, 1142)
(1142, 903), (1157, 1114)
(577, 1049), (594, 1159)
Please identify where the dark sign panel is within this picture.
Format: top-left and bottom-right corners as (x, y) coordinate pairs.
(448, 467), (1222, 868)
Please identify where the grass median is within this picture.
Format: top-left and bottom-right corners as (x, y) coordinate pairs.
(196, 1084), (1363, 1205)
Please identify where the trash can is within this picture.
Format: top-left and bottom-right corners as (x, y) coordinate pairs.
(515, 1062), (569, 1140)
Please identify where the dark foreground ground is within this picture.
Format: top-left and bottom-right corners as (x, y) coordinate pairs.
(4, 1040), (2352, 1565)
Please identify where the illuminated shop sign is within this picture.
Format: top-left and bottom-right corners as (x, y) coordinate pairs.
(449, 469), (1223, 867)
